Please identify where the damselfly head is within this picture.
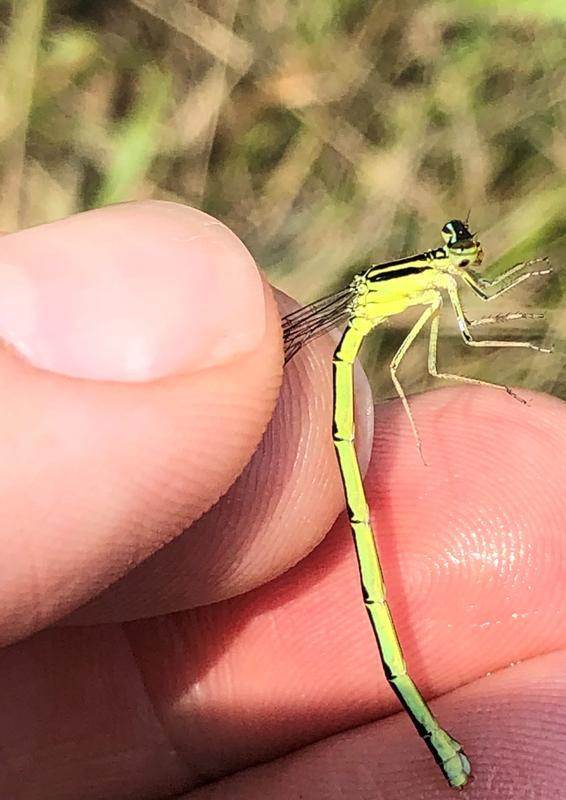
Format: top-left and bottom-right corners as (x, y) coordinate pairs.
(441, 218), (483, 269)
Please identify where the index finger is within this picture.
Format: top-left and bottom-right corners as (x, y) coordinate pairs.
(126, 387), (566, 784)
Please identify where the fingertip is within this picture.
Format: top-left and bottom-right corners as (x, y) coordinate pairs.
(0, 203), (283, 644)
(0, 201), (266, 381)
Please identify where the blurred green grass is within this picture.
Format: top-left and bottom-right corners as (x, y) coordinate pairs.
(1, 0), (565, 398)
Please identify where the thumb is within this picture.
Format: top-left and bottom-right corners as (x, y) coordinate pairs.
(0, 201), (282, 645)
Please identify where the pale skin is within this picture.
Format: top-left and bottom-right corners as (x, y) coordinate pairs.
(1, 202), (566, 799)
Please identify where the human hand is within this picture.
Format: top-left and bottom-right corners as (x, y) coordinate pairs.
(1, 201), (565, 799)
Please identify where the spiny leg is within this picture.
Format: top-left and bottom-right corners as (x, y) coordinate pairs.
(438, 283), (551, 403)
(449, 281), (551, 353)
(468, 311), (544, 328)
(389, 303), (440, 462)
(480, 257), (550, 290)
(466, 258), (551, 302)
(428, 306), (525, 403)
(333, 323), (471, 789)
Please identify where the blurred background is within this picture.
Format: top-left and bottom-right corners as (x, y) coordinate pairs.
(1, 0), (565, 397)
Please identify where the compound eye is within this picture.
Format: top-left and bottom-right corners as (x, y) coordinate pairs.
(441, 222), (456, 245)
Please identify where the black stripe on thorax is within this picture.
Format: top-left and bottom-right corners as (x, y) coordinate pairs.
(365, 248), (445, 284)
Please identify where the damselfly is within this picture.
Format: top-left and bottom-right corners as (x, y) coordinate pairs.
(281, 219), (551, 788)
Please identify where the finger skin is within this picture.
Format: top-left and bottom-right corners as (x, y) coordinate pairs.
(185, 649), (566, 800)
(0, 202), (283, 645)
(70, 303), (374, 622)
(2, 388), (566, 799)
(127, 389), (566, 784)
(0, 199), (373, 631)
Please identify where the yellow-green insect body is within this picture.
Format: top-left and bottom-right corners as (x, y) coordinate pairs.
(282, 220), (551, 788)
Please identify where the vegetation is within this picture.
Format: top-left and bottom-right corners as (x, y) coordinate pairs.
(1, 0), (565, 396)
